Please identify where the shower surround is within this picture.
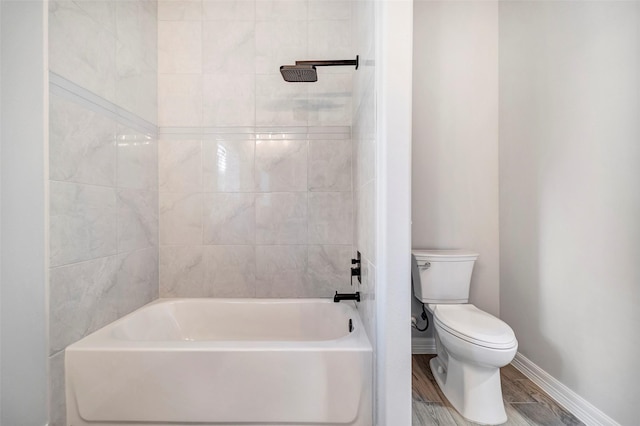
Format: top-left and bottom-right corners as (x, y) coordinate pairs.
(46, 0), (372, 424)
(156, 0), (355, 298)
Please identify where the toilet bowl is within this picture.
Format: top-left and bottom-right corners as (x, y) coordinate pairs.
(412, 250), (518, 425)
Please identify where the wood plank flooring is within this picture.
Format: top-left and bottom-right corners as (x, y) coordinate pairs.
(412, 355), (584, 426)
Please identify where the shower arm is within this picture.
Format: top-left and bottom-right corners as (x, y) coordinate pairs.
(295, 56), (359, 70)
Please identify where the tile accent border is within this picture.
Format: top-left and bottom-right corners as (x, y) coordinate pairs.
(159, 126), (351, 141)
(49, 71), (158, 136)
(411, 337), (436, 355)
(512, 352), (620, 426)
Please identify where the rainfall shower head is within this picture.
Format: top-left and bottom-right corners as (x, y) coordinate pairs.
(280, 56), (359, 82)
(280, 65), (318, 82)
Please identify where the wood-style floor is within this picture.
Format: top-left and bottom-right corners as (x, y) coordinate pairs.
(412, 355), (585, 426)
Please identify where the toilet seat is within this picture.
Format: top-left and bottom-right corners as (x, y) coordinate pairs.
(431, 304), (517, 350)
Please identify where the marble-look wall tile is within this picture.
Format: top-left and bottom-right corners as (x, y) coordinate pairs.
(48, 351), (66, 426)
(357, 181), (376, 263)
(115, 0), (158, 124)
(158, 0), (202, 21)
(117, 127), (158, 190)
(203, 0), (255, 21)
(49, 0), (117, 102)
(158, 74), (203, 126)
(159, 192), (203, 245)
(49, 94), (117, 186)
(255, 73), (309, 126)
(202, 21), (255, 75)
(309, 0), (351, 21)
(308, 73), (352, 126)
(158, 20), (202, 74)
(204, 245), (256, 297)
(117, 248), (159, 314)
(49, 256), (119, 353)
(204, 193), (255, 244)
(202, 74), (256, 126)
(159, 245), (205, 296)
(118, 189), (158, 252)
(308, 191), (353, 245)
(255, 245), (308, 297)
(73, 0), (116, 33)
(203, 139), (255, 192)
(255, 20), (308, 75)
(308, 139), (351, 191)
(308, 245), (353, 296)
(308, 20), (352, 62)
(256, 0), (307, 21)
(255, 139), (308, 192)
(256, 192), (307, 244)
(159, 139), (202, 191)
(50, 182), (117, 267)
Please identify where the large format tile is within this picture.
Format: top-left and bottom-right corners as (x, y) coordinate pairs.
(308, 0), (351, 21)
(202, 21), (255, 75)
(308, 191), (352, 245)
(203, 139), (255, 192)
(307, 245), (353, 296)
(255, 73), (309, 126)
(202, 74), (256, 126)
(308, 139), (351, 191)
(255, 245), (308, 297)
(203, 0), (255, 21)
(117, 189), (158, 253)
(308, 73), (353, 126)
(116, 248), (159, 315)
(204, 193), (255, 244)
(255, 20), (308, 75)
(49, 0), (117, 102)
(255, 0), (307, 21)
(159, 139), (202, 192)
(159, 245), (205, 297)
(158, 74), (203, 126)
(49, 95), (117, 186)
(50, 181), (117, 267)
(158, 0), (202, 21)
(158, 20), (202, 74)
(49, 256), (119, 353)
(255, 192), (307, 244)
(159, 192), (203, 245)
(255, 139), (308, 192)
(204, 245), (256, 297)
(117, 126), (158, 190)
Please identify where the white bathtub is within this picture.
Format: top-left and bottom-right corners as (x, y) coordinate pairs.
(65, 298), (372, 426)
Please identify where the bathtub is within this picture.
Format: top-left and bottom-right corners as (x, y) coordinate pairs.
(65, 298), (372, 426)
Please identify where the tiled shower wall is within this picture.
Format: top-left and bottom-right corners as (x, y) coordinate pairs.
(157, 0), (356, 297)
(48, 1), (158, 425)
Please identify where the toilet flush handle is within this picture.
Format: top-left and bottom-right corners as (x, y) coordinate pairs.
(418, 262), (431, 270)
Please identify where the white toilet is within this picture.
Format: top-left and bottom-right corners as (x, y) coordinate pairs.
(412, 249), (518, 425)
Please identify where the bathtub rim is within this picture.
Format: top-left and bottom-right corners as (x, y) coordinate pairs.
(66, 298), (372, 352)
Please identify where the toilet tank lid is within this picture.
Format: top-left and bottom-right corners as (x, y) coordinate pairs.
(412, 249), (479, 261)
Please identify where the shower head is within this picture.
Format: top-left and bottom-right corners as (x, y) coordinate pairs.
(280, 65), (318, 83)
(280, 56), (359, 82)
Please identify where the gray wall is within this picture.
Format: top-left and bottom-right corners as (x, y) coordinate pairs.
(0, 1), (49, 424)
(411, 0), (500, 341)
(499, 1), (640, 424)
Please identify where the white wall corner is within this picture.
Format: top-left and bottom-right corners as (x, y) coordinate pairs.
(512, 353), (621, 426)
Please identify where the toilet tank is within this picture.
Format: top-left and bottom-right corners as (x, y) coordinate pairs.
(411, 250), (479, 304)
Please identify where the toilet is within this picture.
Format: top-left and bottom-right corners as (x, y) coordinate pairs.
(411, 249), (518, 425)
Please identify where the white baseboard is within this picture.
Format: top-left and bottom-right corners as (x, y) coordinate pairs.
(411, 337), (436, 354)
(512, 353), (620, 426)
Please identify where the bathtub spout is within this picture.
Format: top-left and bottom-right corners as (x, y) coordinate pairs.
(334, 291), (361, 303)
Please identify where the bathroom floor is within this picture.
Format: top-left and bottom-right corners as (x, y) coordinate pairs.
(412, 355), (585, 426)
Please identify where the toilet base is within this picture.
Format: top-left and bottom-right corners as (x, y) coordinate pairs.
(430, 355), (507, 425)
